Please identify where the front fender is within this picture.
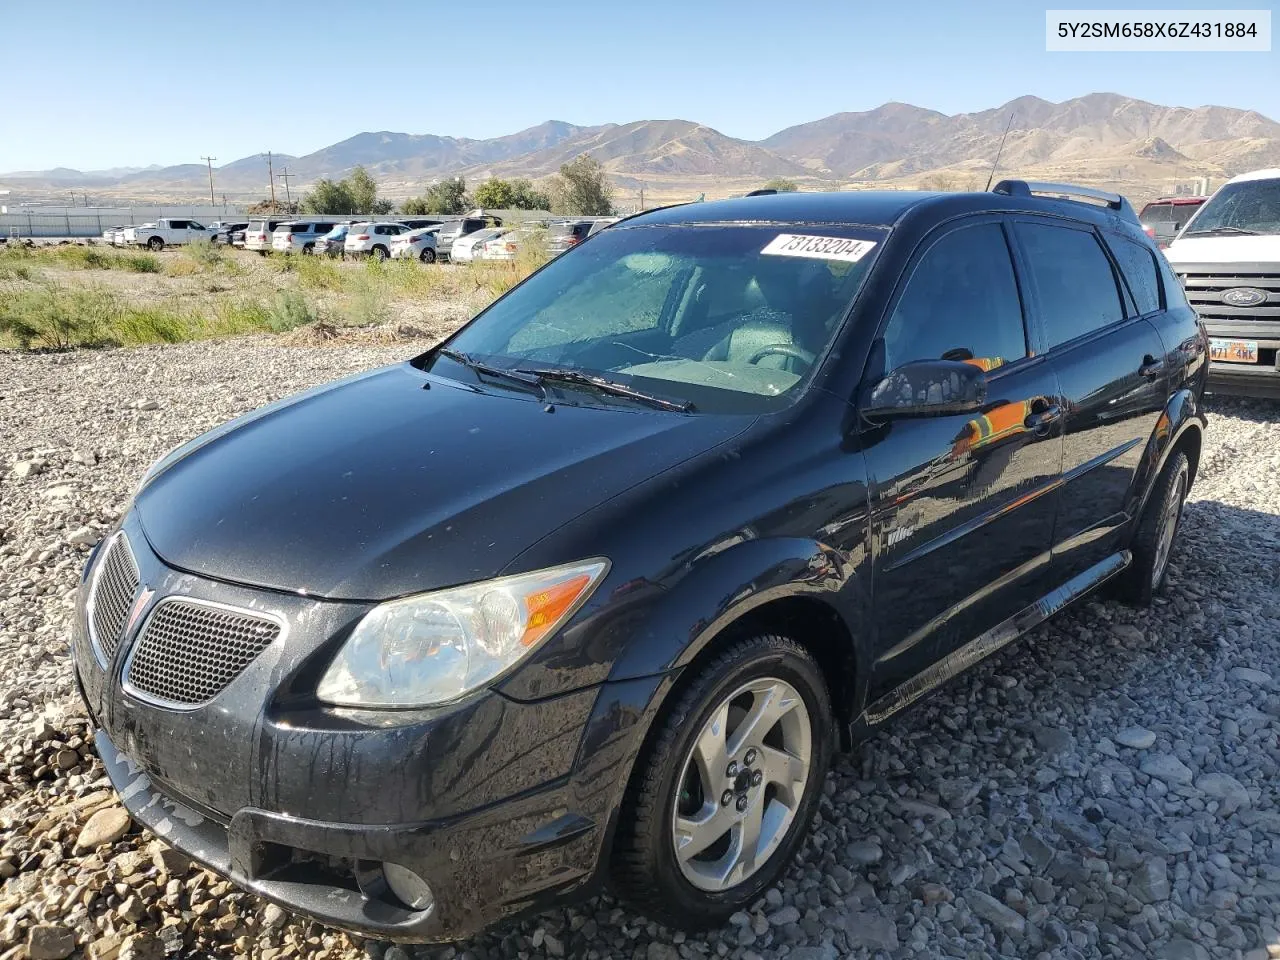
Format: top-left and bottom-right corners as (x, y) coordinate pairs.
(606, 536), (862, 683)
(1127, 387), (1206, 528)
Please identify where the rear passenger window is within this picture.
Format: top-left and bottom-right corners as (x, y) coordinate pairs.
(314, 223), (333, 233)
(883, 222), (1027, 372)
(1017, 223), (1124, 348)
(169, 221), (188, 230)
(1108, 235), (1162, 315)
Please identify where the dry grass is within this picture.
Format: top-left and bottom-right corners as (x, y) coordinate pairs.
(0, 244), (535, 351)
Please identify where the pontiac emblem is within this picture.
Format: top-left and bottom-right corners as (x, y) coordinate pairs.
(1222, 287), (1268, 308)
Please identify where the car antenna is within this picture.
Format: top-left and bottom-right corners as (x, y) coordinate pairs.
(984, 111), (1016, 192)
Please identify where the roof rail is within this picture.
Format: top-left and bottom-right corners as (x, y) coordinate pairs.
(992, 179), (1137, 221)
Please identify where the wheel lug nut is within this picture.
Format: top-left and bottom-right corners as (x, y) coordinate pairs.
(751, 770), (763, 787)
(721, 790), (733, 807)
(735, 795), (749, 812)
(725, 761), (738, 778)
(744, 748), (757, 765)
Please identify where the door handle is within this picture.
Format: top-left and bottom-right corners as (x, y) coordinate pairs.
(1024, 404), (1062, 435)
(1139, 355), (1164, 378)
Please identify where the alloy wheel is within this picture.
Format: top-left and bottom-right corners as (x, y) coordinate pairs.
(1151, 469), (1186, 589)
(671, 677), (811, 892)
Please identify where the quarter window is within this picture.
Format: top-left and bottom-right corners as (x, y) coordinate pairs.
(1017, 223), (1124, 348)
(883, 222), (1027, 372)
(1108, 235), (1162, 315)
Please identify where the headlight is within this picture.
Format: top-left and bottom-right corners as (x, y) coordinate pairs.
(316, 559), (609, 708)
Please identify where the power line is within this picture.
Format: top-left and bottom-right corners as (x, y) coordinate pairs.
(201, 156), (217, 206)
(263, 152), (276, 206)
(276, 167), (295, 205)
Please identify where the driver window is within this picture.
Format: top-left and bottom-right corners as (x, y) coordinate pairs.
(883, 222), (1027, 374)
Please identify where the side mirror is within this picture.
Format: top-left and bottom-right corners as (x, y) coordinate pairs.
(861, 359), (987, 420)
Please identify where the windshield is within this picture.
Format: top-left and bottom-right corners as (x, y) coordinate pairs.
(323, 225), (347, 239)
(1182, 178), (1280, 236)
(433, 223), (884, 414)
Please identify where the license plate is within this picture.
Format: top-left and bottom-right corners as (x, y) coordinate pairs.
(1209, 338), (1258, 364)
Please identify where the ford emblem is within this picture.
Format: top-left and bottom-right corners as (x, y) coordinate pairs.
(1222, 287), (1268, 308)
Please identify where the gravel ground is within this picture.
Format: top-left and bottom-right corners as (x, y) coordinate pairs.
(2, 339), (1278, 960)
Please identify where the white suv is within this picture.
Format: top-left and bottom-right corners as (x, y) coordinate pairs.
(271, 221), (340, 255)
(244, 218), (292, 255)
(344, 222), (408, 260)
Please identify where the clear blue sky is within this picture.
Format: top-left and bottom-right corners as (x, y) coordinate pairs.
(3, 0), (1276, 171)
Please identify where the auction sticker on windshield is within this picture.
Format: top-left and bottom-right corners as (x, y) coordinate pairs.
(761, 234), (878, 263)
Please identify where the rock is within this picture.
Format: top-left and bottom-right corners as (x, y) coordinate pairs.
(1229, 666), (1272, 686)
(118, 933), (164, 960)
(844, 913), (899, 951)
(383, 949), (410, 960)
(1116, 726), (1157, 749)
(897, 798), (950, 821)
(150, 841), (190, 875)
(72, 448), (98, 465)
(937, 778), (981, 808)
(263, 903), (288, 930)
(67, 525), (100, 547)
(767, 904), (800, 926)
(1196, 772), (1251, 815)
(1160, 938), (1210, 960)
(1131, 857), (1171, 903)
(89, 933), (125, 960)
(27, 925), (76, 960)
(1140, 753), (1195, 785)
(845, 840), (883, 865)
(135, 399), (160, 411)
(647, 944), (679, 960)
(54, 748), (79, 769)
(919, 882), (953, 905)
(13, 458), (48, 478)
(1111, 623), (1144, 643)
(1020, 832), (1056, 870)
(965, 890), (1026, 937)
(118, 894), (147, 922)
(74, 807), (131, 851)
(1034, 725), (1075, 754)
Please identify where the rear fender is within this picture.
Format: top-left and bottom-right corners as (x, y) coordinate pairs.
(1127, 387), (1205, 528)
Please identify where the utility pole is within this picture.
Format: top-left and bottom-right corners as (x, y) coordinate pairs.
(264, 152), (276, 207)
(276, 167), (294, 205)
(638, 185), (645, 211)
(201, 156), (217, 206)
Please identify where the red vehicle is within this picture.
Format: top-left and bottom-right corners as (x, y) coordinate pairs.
(1138, 196), (1208, 249)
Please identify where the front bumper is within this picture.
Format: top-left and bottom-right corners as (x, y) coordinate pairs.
(73, 516), (661, 941)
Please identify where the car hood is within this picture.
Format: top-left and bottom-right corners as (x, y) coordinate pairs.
(1165, 234), (1280, 264)
(135, 363), (749, 601)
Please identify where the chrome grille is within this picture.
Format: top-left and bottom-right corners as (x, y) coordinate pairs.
(125, 600), (280, 707)
(89, 534), (140, 664)
(1178, 269), (1280, 323)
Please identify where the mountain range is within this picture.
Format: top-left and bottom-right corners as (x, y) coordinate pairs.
(5, 93), (1278, 203)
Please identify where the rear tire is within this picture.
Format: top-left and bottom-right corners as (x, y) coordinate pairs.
(419, 248), (436, 264)
(1116, 450), (1189, 606)
(612, 634), (832, 930)
(372, 245), (389, 262)
(147, 237), (163, 252)
(303, 243), (314, 255)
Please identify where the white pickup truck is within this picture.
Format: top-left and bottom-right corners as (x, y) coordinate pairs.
(122, 218), (213, 251)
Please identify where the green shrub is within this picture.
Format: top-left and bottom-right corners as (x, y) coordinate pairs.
(119, 253), (161, 273)
(113, 305), (193, 344)
(0, 285), (115, 349)
(342, 267), (390, 326)
(294, 255), (344, 291)
(263, 290), (319, 331)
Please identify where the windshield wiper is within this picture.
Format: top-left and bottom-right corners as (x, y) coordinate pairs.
(1183, 226), (1261, 236)
(438, 348), (545, 398)
(516, 366), (694, 412)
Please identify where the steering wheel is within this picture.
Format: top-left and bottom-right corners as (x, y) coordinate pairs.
(746, 343), (816, 367)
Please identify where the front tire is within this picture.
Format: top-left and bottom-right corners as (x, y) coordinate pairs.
(1116, 450), (1189, 606)
(612, 634), (832, 929)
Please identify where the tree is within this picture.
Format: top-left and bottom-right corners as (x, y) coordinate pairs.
(473, 177), (551, 211)
(403, 177), (468, 215)
(299, 165), (392, 215)
(548, 156), (614, 216)
(301, 179), (355, 215)
(761, 178), (799, 193)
